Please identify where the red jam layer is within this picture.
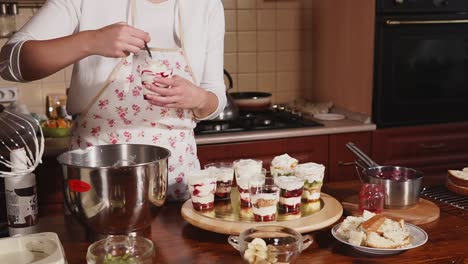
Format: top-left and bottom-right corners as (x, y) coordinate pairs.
(253, 214), (276, 222)
(278, 203), (301, 214)
(280, 188), (303, 198)
(192, 202), (214, 211)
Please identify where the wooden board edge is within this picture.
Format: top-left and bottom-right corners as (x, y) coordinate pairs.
(181, 193), (343, 235)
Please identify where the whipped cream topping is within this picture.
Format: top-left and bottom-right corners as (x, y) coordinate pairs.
(234, 159), (263, 177)
(206, 167), (234, 182)
(295, 162), (325, 182)
(271, 154), (298, 169)
(275, 176), (304, 191)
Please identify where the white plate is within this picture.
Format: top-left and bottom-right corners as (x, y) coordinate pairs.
(313, 113), (345, 121)
(331, 223), (428, 255)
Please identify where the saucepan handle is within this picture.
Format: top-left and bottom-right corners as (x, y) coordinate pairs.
(228, 235), (241, 251)
(301, 234), (314, 251)
(345, 142), (380, 168)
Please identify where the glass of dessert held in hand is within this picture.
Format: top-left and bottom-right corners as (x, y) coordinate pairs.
(140, 59), (173, 99)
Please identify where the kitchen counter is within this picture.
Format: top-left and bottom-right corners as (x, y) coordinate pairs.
(43, 116), (375, 155)
(35, 181), (467, 263)
(196, 117), (375, 145)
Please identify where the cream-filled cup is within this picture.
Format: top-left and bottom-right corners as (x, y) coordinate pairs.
(275, 176), (304, 214)
(141, 59), (173, 98)
(204, 162), (234, 200)
(294, 162), (325, 203)
(270, 153), (298, 177)
(233, 159), (263, 208)
(187, 170), (217, 211)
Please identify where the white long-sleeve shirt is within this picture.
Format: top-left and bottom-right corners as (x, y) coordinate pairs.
(0, 0), (226, 119)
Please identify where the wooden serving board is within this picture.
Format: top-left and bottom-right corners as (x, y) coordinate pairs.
(181, 193), (343, 235)
(446, 178), (468, 196)
(342, 195), (440, 225)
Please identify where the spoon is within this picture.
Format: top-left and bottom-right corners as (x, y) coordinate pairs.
(144, 43), (152, 58)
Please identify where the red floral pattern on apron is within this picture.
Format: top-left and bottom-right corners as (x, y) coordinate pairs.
(70, 0), (199, 201)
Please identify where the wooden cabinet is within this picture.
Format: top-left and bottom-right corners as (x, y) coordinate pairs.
(198, 136), (328, 176)
(198, 132), (373, 183)
(328, 132), (372, 182)
(372, 122), (468, 185)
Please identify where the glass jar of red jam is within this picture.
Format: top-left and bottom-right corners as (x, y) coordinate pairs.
(358, 183), (384, 213)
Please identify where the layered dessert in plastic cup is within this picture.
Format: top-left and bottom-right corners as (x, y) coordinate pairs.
(295, 162), (325, 203)
(187, 170), (217, 211)
(249, 176), (279, 222)
(270, 154), (298, 177)
(275, 176), (304, 214)
(140, 59), (173, 98)
(233, 159), (263, 208)
(204, 162), (234, 200)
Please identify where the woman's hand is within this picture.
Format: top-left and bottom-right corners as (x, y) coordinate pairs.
(145, 75), (218, 118)
(88, 22), (150, 58)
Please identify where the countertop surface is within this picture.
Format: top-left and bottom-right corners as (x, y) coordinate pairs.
(196, 117), (375, 145)
(34, 181), (467, 264)
(44, 115), (376, 156)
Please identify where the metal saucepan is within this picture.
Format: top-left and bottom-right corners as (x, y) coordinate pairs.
(230, 92), (272, 111)
(346, 142), (423, 209)
(57, 144), (170, 235)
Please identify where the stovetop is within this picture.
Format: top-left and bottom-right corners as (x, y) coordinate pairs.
(194, 107), (322, 135)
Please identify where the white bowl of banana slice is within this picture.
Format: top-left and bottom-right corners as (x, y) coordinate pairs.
(228, 226), (313, 264)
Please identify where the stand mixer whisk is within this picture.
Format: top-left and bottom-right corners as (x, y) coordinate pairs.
(0, 104), (44, 177)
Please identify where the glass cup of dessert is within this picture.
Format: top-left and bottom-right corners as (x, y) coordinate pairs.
(295, 162), (325, 205)
(233, 159), (264, 208)
(187, 170), (217, 211)
(270, 154), (298, 178)
(275, 176), (304, 215)
(204, 162), (234, 201)
(140, 59), (173, 99)
(249, 176), (279, 222)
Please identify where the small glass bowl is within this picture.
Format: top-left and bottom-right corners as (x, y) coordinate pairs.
(228, 226), (313, 264)
(86, 235), (154, 264)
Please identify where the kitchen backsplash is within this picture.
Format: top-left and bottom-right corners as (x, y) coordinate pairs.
(0, 0), (314, 115)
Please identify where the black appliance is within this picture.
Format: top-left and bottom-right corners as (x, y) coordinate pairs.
(373, 0), (468, 128)
(194, 107), (322, 135)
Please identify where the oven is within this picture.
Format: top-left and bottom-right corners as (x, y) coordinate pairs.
(373, 0), (468, 128)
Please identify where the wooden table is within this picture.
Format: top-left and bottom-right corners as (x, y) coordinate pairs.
(37, 181), (468, 263)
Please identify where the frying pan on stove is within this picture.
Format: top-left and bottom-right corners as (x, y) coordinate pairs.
(229, 92), (272, 111)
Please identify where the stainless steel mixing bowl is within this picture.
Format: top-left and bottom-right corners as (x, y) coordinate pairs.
(57, 144), (170, 235)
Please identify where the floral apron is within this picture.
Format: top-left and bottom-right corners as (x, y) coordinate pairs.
(70, 0), (199, 201)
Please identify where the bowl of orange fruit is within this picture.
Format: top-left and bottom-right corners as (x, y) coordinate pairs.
(41, 118), (72, 138)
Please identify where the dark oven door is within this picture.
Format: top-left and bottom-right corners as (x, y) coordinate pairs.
(373, 13), (468, 128)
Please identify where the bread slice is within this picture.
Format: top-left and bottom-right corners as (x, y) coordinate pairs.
(348, 230), (366, 246)
(366, 232), (410, 249)
(361, 214), (386, 233)
(362, 210), (376, 221)
(447, 169), (468, 188)
(378, 218), (410, 246)
(336, 216), (364, 240)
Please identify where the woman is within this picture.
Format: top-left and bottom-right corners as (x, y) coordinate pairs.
(0, 0), (226, 201)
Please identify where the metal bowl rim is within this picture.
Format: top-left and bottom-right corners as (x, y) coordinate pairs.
(57, 144), (171, 169)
